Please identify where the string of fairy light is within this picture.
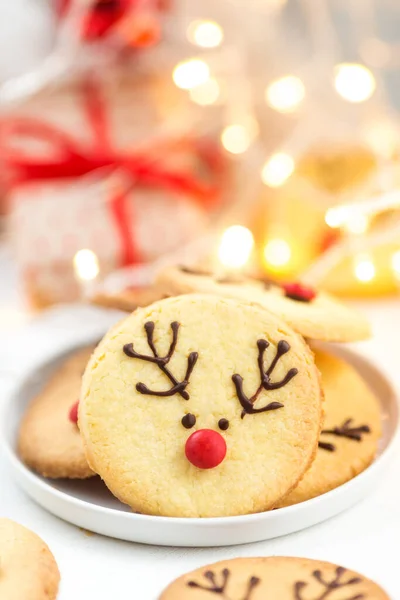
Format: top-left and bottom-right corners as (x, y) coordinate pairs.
(169, 16), (400, 287)
(69, 7), (399, 292)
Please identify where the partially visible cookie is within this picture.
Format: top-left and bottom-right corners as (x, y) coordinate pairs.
(18, 347), (95, 479)
(159, 556), (389, 599)
(80, 294), (323, 517)
(91, 285), (167, 313)
(156, 265), (371, 342)
(0, 518), (60, 600)
(278, 350), (382, 507)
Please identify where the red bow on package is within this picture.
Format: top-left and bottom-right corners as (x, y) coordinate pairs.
(57, 0), (164, 46)
(0, 79), (224, 266)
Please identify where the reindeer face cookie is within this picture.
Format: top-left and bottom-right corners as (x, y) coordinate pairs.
(80, 294), (323, 517)
(156, 266), (371, 342)
(159, 557), (389, 599)
(278, 350), (382, 507)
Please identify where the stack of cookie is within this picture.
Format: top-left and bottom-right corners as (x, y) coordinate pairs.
(154, 267), (381, 511)
(18, 265), (381, 518)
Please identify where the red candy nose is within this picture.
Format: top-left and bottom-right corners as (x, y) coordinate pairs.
(69, 401), (79, 424)
(185, 429), (227, 469)
(283, 282), (316, 302)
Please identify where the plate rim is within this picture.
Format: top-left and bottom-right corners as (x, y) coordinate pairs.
(2, 341), (400, 530)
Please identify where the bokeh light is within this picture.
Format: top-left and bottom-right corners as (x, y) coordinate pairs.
(334, 63), (376, 103)
(354, 255), (376, 282)
(345, 214), (369, 235)
(261, 153), (295, 187)
(325, 206), (350, 229)
(218, 225), (254, 268)
(221, 119), (258, 154)
(263, 238), (292, 268)
(363, 119), (399, 158)
(391, 250), (400, 278)
(73, 249), (99, 281)
(189, 78), (220, 105)
(265, 76), (305, 113)
(187, 20), (224, 48)
(173, 59), (210, 90)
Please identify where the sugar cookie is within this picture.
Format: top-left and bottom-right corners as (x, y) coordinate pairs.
(0, 518), (60, 600)
(91, 285), (166, 313)
(80, 294), (323, 517)
(159, 556), (389, 599)
(156, 266), (371, 342)
(18, 347), (95, 479)
(278, 350), (381, 507)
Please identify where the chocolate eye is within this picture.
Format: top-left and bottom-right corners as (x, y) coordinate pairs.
(181, 414), (196, 429)
(218, 418), (229, 431)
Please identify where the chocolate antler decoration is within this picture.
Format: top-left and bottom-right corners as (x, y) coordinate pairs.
(123, 321), (198, 400)
(318, 419), (371, 452)
(232, 339), (298, 418)
(294, 566), (365, 600)
(187, 569), (260, 600)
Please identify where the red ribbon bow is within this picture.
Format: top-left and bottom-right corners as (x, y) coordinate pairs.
(57, 0), (165, 45)
(58, 0), (133, 41)
(0, 79), (223, 266)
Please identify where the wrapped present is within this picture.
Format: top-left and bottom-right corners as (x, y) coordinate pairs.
(1, 78), (225, 308)
(0, 70), (191, 158)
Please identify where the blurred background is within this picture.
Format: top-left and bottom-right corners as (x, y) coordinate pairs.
(0, 0), (399, 328)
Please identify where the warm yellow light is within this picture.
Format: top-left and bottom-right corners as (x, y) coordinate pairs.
(265, 76), (305, 113)
(326, 206), (369, 233)
(363, 120), (398, 158)
(334, 63), (376, 103)
(187, 20), (224, 48)
(221, 121), (257, 154)
(264, 238), (292, 268)
(261, 152), (295, 187)
(73, 249), (100, 281)
(354, 255), (376, 282)
(173, 59), (210, 90)
(345, 214), (369, 235)
(189, 78), (220, 105)
(392, 250), (400, 278)
(325, 206), (349, 229)
(218, 225), (254, 268)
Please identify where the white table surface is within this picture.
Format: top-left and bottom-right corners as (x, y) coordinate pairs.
(1, 246), (400, 599)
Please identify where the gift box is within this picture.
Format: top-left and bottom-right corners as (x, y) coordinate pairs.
(1, 76), (226, 308)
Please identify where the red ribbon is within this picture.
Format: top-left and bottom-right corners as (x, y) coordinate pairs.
(0, 79), (223, 266)
(57, 0), (166, 44)
(57, 0), (133, 41)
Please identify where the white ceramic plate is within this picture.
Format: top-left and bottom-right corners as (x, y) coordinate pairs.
(2, 340), (399, 547)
